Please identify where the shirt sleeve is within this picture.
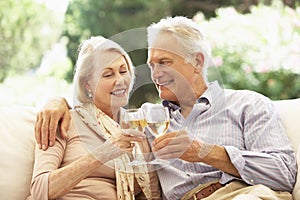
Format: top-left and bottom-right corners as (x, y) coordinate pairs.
(221, 94), (297, 192)
(29, 134), (67, 200)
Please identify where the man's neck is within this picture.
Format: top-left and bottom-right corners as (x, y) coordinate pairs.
(180, 85), (208, 118)
(175, 94), (198, 118)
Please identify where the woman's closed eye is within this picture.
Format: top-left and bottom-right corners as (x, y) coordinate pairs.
(102, 70), (128, 78)
(103, 72), (113, 78)
(120, 70), (128, 74)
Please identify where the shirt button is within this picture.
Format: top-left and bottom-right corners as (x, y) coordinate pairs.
(250, 179), (254, 183)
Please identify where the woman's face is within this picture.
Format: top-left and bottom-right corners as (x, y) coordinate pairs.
(88, 51), (132, 115)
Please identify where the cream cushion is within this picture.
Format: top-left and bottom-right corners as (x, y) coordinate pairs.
(0, 99), (299, 199)
(294, 145), (300, 199)
(0, 107), (36, 200)
(273, 99), (300, 199)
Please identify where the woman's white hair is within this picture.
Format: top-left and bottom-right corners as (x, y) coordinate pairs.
(147, 16), (211, 79)
(74, 36), (135, 104)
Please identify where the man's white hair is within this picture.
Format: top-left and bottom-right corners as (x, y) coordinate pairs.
(147, 16), (211, 78)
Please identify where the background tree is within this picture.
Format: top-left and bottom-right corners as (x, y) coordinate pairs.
(63, 0), (171, 82)
(64, 0), (297, 106)
(0, 0), (62, 82)
(171, 0), (299, 18)
(198, 1), (300, 100)
(63, 0), (300, 80)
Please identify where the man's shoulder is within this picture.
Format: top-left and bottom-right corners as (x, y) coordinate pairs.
(223, 89), (274, 111)
(224, 88), (270, 101)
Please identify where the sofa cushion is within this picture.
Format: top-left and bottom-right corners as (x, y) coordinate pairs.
(273, 98), (300, 199)
(0, 107), (36, 200)
(293, 144), (300, 199)
(273, 98), (300, 151)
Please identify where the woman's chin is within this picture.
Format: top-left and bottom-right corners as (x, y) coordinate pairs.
(111, 97), (128, 107)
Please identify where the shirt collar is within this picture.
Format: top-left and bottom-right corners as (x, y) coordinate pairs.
(162, 81), (224, 111)
(199, 81), (224, 106)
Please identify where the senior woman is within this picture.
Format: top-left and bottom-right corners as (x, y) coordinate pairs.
(27, 36), (161, 200)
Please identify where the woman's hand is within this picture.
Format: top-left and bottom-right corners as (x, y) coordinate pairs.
(94, 129), (145, 162)
(35, 97), (71, 150)
(112, 129), (145, 153)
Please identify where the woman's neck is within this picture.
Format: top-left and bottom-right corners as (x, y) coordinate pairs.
(96, 105), (120, 122)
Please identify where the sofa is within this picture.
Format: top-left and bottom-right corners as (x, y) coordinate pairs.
(0, 98), (299, 200)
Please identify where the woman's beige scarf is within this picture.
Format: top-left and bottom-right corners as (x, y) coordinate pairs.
(75, 104), (152, 200)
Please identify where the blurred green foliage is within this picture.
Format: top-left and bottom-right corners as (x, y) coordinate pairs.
(198, 1), (300, 100)
(0, 0), (63, 82)
(62, 0), (299, 103)
(1, 0), (299, 107)
(63, 0), (171, 82)
(64, 0), (299, 81)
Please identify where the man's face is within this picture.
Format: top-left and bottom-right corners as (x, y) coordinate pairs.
(147, 32), (198, 103)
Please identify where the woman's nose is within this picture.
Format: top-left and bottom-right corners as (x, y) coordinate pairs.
(114, 73), (125, 86)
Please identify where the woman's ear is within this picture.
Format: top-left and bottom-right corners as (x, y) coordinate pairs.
(84, 81), (91, 92)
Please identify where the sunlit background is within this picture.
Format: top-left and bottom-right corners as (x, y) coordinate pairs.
(1, 0), (299, 107)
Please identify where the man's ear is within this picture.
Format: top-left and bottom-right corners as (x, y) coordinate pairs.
(195, 52), (204, 67)
(194, 52), (204, 74)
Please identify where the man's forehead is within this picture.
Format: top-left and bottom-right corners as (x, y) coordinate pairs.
(148, 31), (186, 59)
(147, 47), (185, 64)
(148, 48), (172, 61)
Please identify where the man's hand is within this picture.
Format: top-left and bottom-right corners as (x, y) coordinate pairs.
(35, 98), (71, 150)
(152, 130), (213, 162)
(152, 130), (240, 177)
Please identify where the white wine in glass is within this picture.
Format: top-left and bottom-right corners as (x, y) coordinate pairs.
(144, 105), (170, 164)
(120, 108), (147, 166)
(147, 121), (170, 137)
(124, 119), (147, 132)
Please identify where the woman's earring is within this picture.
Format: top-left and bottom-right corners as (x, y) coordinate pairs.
(88, 90), (92, 98)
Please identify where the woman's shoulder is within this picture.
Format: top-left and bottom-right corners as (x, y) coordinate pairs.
(67, 109), (94, 139)
(65, 110), (80, 139)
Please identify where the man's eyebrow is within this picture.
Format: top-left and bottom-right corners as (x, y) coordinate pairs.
(148, 56), (171, 63)
(160, 57), (172, 61)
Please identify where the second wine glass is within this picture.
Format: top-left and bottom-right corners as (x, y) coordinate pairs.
(144, 105), (170, 164)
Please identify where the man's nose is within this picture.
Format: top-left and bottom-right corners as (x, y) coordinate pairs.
(152, 64), (164, 80)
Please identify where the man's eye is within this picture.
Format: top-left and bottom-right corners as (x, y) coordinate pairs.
(159, 60), (171, 65)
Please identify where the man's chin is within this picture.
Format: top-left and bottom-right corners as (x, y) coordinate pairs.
(159, 91), (177, 102)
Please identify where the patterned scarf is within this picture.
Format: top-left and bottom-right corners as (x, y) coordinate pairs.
(74, 103), (152, 199)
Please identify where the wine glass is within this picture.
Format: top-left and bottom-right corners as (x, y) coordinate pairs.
(143, 105), (170, 164)
(119, 108), (147, 166)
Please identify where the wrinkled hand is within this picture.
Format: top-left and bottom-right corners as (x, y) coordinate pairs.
(152, 130), (208, 162)
(35, 98), (71, 150)
(92, 129), (147, 163)
(108, 129), (145, 157)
